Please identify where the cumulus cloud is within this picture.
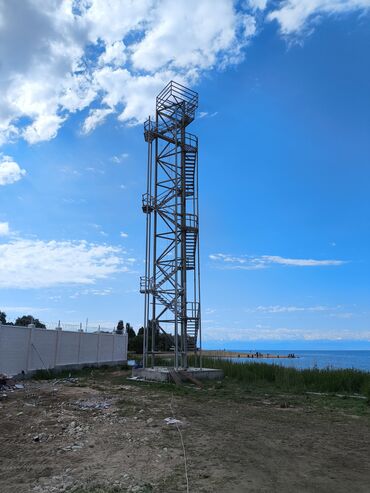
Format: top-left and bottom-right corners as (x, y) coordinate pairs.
(131, 1), (249, 71)
(82, 108), (113, 134)
(267, 0), (370, 35)
(0, 1), (369, 144)
(0, 155), (26, 185)
(209, 253), (347, 269)
(0, 238), (130, 289)
(243, 0), (268, 11)
(0, 0), (257, 145)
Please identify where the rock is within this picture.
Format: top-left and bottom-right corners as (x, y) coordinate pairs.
(33, 432), (48, 442)
(146, 418), (154, 425)
(129, 486), (142, 493)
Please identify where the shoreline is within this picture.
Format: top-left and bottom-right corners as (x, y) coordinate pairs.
(202, 350), (298, 359)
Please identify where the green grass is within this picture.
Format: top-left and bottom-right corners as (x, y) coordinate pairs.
(194, 356), (370, 397)
(32, 364), (129, 381)
(67, 485), (153, 493)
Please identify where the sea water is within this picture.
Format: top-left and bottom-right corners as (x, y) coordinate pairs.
(227, 350), (370, 372)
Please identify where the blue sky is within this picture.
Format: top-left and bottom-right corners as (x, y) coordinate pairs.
(0, 0), (369, 348)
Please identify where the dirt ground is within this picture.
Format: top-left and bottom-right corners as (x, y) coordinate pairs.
(1, 368), (370, 493)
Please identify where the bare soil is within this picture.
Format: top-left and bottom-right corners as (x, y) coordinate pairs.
(1, 369), (369, 493)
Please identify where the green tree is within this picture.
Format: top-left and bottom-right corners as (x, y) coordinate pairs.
(15, 315), (46, 329)
(0, 311), (6, 325)
(131, 327), (143, 354)
(126, 324), (137, 352)
(116, 320), (124, 334)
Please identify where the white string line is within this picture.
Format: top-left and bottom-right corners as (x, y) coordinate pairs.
(170, 393), (190, 493)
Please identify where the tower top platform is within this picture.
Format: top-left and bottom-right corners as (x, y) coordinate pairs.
(156, 80), (198, 122)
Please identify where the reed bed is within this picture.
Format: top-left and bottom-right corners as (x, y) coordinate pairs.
(192, 356), (370, 397)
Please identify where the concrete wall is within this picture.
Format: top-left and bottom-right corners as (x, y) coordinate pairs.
(0, 325), (128, 376)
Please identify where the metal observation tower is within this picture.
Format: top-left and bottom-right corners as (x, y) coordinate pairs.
(140, 81), (201, 369)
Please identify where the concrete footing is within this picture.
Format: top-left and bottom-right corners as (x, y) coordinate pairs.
(132, 366), (223, 383)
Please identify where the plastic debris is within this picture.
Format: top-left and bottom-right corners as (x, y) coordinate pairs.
(164, 417), (183, 425)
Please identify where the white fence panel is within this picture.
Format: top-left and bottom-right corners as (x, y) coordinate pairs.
(99, 333), (114, 363)
(0, 325), (128, 376)
(79, 333), (99, 364)
(57, 331), (80, 366)
(0, 326), (29, 376)
(113, 335), (125, 362)
(30, 328), (57, 371)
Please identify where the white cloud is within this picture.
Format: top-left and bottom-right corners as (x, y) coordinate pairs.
(82, 108), (113, 134)
(0, 238), (130, 289)
(262, 255), (346, 267)
(70, 288), (113, 298)
(98, 41), (127, 67)
(111, 153), (129, 164)
(0, 0), (368, 144)
(23, 114), (66, 144)
(267, 0), (370, 35)
(131, 1), (246, 72)
(120, 232), (129, 238)
(0, 222), (9, 236)
(203, 325), (370, 341)
(252, 305), (331, 313)
(0, 155), (26, 185)
(209, 253), (347, 269)
(0, 0), (258, 144)
(198, 111), (218, 119)
(245, 0), (268, 11)
(1, 306), (50, 313)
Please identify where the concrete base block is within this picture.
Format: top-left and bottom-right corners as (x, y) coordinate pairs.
(132, 366), (224, 382)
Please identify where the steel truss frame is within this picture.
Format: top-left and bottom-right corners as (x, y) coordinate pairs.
(140, 81), (201, 369)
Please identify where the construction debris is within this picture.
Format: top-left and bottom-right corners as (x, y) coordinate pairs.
(0, 374), (25, 394)
(73, 398), (113, 410)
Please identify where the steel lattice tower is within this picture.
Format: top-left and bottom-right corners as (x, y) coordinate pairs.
(140, 81), (201, 369)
